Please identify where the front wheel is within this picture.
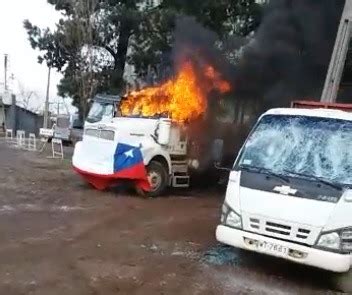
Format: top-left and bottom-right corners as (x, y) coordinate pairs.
(137, 161), (168, 198)
(332, 270), (352, 293)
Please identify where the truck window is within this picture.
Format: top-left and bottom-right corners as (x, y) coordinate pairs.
(236, 115), (352, 187)
(86, 101), (114, 123)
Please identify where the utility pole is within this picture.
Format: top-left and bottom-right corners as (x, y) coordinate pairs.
(43, 67), (51, 128)
(321, 0), (352, 103)
(4, 54), (8, 92)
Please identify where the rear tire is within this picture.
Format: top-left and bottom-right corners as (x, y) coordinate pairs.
(137, 161), (168, 198)
(333, 270), (352, 293)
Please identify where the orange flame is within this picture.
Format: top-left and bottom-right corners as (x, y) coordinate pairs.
(120, 61), (231, 123)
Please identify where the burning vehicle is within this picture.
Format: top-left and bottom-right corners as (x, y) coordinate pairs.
(72, 60), (237, 197)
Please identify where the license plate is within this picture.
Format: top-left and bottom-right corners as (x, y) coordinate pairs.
(257, 241), (288, 257)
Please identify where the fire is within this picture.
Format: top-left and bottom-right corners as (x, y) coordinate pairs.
(120, 61), (231, 123)
(204, 66), (231, 93)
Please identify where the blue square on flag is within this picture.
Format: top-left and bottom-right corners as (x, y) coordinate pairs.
(113, 143), (144, 173)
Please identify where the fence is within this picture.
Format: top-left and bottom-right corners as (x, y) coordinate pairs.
(3, 129), (65, 159)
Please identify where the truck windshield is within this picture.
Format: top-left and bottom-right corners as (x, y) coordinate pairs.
(237, 115), (352, 186)
(117, 98), (168, 119)
(86, 101), (114, 123)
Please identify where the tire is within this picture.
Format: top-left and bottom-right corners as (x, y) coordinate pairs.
(332, 270), (352, 293)
(137, 161), (168, 198)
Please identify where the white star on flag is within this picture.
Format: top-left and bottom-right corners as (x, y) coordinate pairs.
(124, 149), (134, 158)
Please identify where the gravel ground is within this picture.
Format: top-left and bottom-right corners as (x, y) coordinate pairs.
(0, 140), (345, 294)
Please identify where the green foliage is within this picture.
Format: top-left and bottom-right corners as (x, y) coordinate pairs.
(161, 0), (262, 37)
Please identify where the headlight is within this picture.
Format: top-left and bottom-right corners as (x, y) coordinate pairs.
(317, 232), (340, 250)
(316, 228), (352, 253)
(226, 211), (242, 229)
(220, 203), (242, 229)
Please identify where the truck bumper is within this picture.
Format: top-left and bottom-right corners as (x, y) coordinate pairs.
(216, 225), (351, 273)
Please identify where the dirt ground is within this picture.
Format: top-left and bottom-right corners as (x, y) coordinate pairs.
(0, 140), (345, 294)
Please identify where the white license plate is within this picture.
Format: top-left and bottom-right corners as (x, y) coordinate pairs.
(257, 241), (288, 257)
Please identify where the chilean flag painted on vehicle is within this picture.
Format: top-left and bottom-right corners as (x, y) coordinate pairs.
(73, 143), (151, 192)
(113, 143), (150, 189)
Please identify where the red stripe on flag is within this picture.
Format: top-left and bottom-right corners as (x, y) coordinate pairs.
(73, 165), (151, 192)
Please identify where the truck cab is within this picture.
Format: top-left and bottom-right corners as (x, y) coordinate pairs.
(85, 94), (121, 128)
(216, 102), (352, 291)
(73, 94), (190, 197)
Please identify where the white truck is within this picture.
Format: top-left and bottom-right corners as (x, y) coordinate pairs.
(215, 102), (352, 291)
(216, 0), (352, 290)
(73, 97), (195, 197)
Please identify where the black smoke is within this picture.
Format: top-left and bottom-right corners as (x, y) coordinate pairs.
(172, 16), (241, 83)
(172, 0), (345, 109)
(235, 0), (345, 108)
(171, 17), (248, 173)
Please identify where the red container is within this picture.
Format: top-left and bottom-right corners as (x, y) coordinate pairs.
(291, 100), (352, 112)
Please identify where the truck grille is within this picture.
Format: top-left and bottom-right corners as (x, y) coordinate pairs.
(85, 129), (115, 141)
(246, 215), (316, 245)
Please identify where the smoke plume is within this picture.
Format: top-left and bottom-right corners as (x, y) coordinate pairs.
(169, 1), (346, 173)
(235, 0), (345, 107)
(173, 0), (345, 109)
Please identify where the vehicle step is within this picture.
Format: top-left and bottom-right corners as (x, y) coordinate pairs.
(172, 175), (190, 188)
(171, 164), (189, 173)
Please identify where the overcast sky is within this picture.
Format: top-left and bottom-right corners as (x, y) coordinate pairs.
(0, 0), (70, 113)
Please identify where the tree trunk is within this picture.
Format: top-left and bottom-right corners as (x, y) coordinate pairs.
(111, 20), (132, 91)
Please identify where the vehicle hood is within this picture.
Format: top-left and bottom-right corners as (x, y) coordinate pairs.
(238, 171), (342, 227)
(239, 186), (337, 228)
(110, 117), (159, 136)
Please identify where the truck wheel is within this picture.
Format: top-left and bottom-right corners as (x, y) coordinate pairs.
(333, 270), (352, 293)
(137, 161), (168, 198)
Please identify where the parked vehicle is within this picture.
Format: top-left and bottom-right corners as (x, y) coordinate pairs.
(216, 101), (352, 292)
(53, 113), (84, 145)
(53, 114), (71, 142)
(69, 114), (84, 146)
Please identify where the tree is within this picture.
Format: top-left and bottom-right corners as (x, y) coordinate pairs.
(161, 0), (261, 37)
(24, 0), (262, 117)
(16, 82), (41, 113)
(25, 0), (143, 118)
(127, 0), (263, 82)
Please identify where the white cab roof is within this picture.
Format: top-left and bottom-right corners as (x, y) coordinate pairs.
(264, 108), (352, 121)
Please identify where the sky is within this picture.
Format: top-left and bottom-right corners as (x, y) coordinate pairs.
(0, 0), (73, 114)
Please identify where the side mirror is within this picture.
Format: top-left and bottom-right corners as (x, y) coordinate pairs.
(212, 139), (224, 164)
(157, 119), (171, 145)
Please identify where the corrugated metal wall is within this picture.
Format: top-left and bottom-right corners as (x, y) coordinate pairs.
(5, 105), (43, 136)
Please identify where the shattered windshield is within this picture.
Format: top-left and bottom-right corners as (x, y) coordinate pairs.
(237, 115), (352, 186)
